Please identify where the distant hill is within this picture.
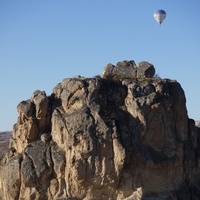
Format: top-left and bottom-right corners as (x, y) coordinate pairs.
(0, 131), (12, 159)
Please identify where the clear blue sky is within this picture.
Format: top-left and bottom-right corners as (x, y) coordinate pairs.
(1, 1), (200, 131)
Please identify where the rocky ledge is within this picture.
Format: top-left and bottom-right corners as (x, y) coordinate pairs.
(0, 60), (200, 200)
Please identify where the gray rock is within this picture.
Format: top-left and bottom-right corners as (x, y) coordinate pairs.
(21, 154), (36, 187)
(17, 99), (33, 119)
(137, 61), (155, 78)
(102, 60), (137, 79)
(31, 90), (49, 119)
(0, 155), (22, 199)
(102, 63), (115, 78)
(102, 60), (156, 79)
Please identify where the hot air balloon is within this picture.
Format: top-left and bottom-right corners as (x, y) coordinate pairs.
(153, 9), (166, 25)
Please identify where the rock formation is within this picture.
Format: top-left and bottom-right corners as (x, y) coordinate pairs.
(102, 60), (155, 79)
(0, 60), (200, 200)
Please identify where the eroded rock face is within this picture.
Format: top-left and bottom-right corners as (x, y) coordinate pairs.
(102, 60), (155, 79)
(10, 90), (51, 154)
(0, 60), (200, 200)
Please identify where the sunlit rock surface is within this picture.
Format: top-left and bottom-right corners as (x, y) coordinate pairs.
(0, 60), (200, 200)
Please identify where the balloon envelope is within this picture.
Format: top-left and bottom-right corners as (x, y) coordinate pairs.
(153, 9), (166, 25)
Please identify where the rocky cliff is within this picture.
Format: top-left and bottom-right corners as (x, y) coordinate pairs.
(0, 60), (200, 200)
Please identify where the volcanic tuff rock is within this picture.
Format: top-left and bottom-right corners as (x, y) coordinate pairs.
(0, 60), (200, 200)
(102, 60), (155, 79)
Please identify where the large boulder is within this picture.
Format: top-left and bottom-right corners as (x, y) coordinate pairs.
(17, 99), (34, 123)
(102, 60), (137, 79)
(102, 60), (155, 79)
(137, 61), (155, 78)
(31, 90), (50, 133)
